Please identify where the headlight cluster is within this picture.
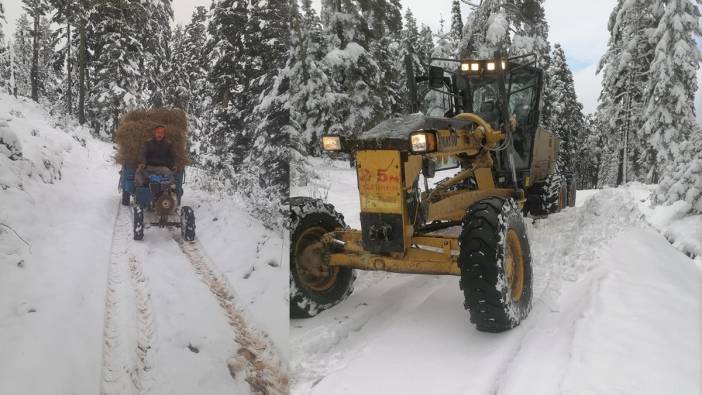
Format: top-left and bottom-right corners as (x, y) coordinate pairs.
(321, 135), (342, 151)
(409, 131), (437, 154)
(460, 60), (507, 73)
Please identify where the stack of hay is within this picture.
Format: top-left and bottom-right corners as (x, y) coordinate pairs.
(115, 108), (191, 169)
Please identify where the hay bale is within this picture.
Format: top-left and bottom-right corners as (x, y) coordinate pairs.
(115, 108), (191, 169)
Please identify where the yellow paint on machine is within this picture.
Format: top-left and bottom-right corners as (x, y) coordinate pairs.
(356, 150), (403, 213)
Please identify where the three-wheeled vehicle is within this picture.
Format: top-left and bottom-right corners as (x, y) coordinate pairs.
(116, 108), (196, 241)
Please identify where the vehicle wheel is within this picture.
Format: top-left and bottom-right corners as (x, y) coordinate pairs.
(133, 206), (144, 241)
(524, 171), (565, 216)
(180, 206), (196, 241)
(458, 197), (533, 332)
(121, 190), (131, 206)
(290, 196), (355, 318)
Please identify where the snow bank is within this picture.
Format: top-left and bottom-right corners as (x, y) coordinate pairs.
(624, 183), (702, 265)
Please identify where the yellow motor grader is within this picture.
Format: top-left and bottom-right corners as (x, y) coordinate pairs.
(290, 54), (575, 332)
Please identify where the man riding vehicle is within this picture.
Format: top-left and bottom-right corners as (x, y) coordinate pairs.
(136, 125), (177, 186)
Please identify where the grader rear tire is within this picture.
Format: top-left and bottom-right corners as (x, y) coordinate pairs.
(121, 190), (131, 206)
(458, 197), (533, 332)
(290, 197), (356, 318)
(524, 171), (565, 216)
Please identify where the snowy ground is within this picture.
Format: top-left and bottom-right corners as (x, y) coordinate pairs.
(290, 157), (701, 395)
(0, 93), (287, 395)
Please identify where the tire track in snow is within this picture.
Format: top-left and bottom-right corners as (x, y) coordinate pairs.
(291, 275), (443, 392)
(174, 233), (288, 395)
(100, 205), (155, 395)
(127, 255), (155, 393)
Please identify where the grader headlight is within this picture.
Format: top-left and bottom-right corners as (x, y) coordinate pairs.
(321, 135), (342, 151)
(409, 131), (437, 154)
(461, 59), (507, 73)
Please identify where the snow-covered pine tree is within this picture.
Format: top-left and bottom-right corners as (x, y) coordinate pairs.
(450, 0), (463, 45)
(573, 114), (605, 189)
(460, 0), (550, 67)
(596, 0), (657, 185)
(243, 0), (292, 133)
(287, 0), (340, 160)
(12, 14), (32, 97)
(163, 6), (210, 163)
(0, 1), (4, 38)
(237, 0), (294, 225)
(165, 24), (189, 109)
(545, 43), (585, 176)
(37, 16), (57, 104)
(365, 0), (403, 117)
(181, 6), (209, 119)
(88, 0), (146, 137)
(203, 0), (247, 174)
(432, 17), (457, 69)
(642, 0), (701, 183)
(417, 25), (434, 67)
(22, 0), (50, 102)
(397, 8), (426, 113)
(138, 0), (173, 107)
(49, 0), (82, 115)
(0, 2), (6, 90)
(460, 0), (509, 58)
(320, 0), (382, 137)
(654, 126), (702, 213)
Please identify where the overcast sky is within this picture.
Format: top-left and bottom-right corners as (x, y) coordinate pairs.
(2, 0), (701, 119)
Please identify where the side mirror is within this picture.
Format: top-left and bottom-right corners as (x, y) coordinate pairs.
(428, 66), (445, 89)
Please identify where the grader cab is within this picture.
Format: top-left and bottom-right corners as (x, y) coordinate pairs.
(290, 55), (574, 332)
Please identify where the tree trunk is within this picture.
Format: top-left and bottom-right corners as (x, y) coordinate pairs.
(67, 22), (73, 114)
(31, 11), (40, 102)
(78, 15), (86, 124)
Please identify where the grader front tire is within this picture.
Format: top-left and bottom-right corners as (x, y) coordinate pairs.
(458, 197), (533, 332)
(290, 197), (356, 318)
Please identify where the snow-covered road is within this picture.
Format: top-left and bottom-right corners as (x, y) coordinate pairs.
(291, 159), (701, 395)
(0, 94), (287, 395)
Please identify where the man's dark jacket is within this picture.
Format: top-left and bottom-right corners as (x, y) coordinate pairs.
(139, 139), (176, 168)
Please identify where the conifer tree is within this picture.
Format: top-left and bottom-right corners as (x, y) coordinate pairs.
(397, 9), (423, 113)
(165, 6), (209, 120)
(596, 0), (657, 184)
(288, 0), (337, 157)
(12, 15), (32, 97)
(546, 43), (585, 176)
(450, 0), (463, 44)
(244, 0), (292, 121)
(239, 0), (295, 224)
(165, 25), (189, 109)
(574, 114), (605, 189)
(642, 0), (701, 181)
(49, 0), (82, 115)
(654, 128), (702, 213)
(204, 0), (248, 172)
(417, 25), (434, 67)
(319, 0), (381, 137)
(138, 0), (173, 107)
(460, 0), (509, 58)
(88, 0), (146, 136)
(22, 0), (50, 102)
